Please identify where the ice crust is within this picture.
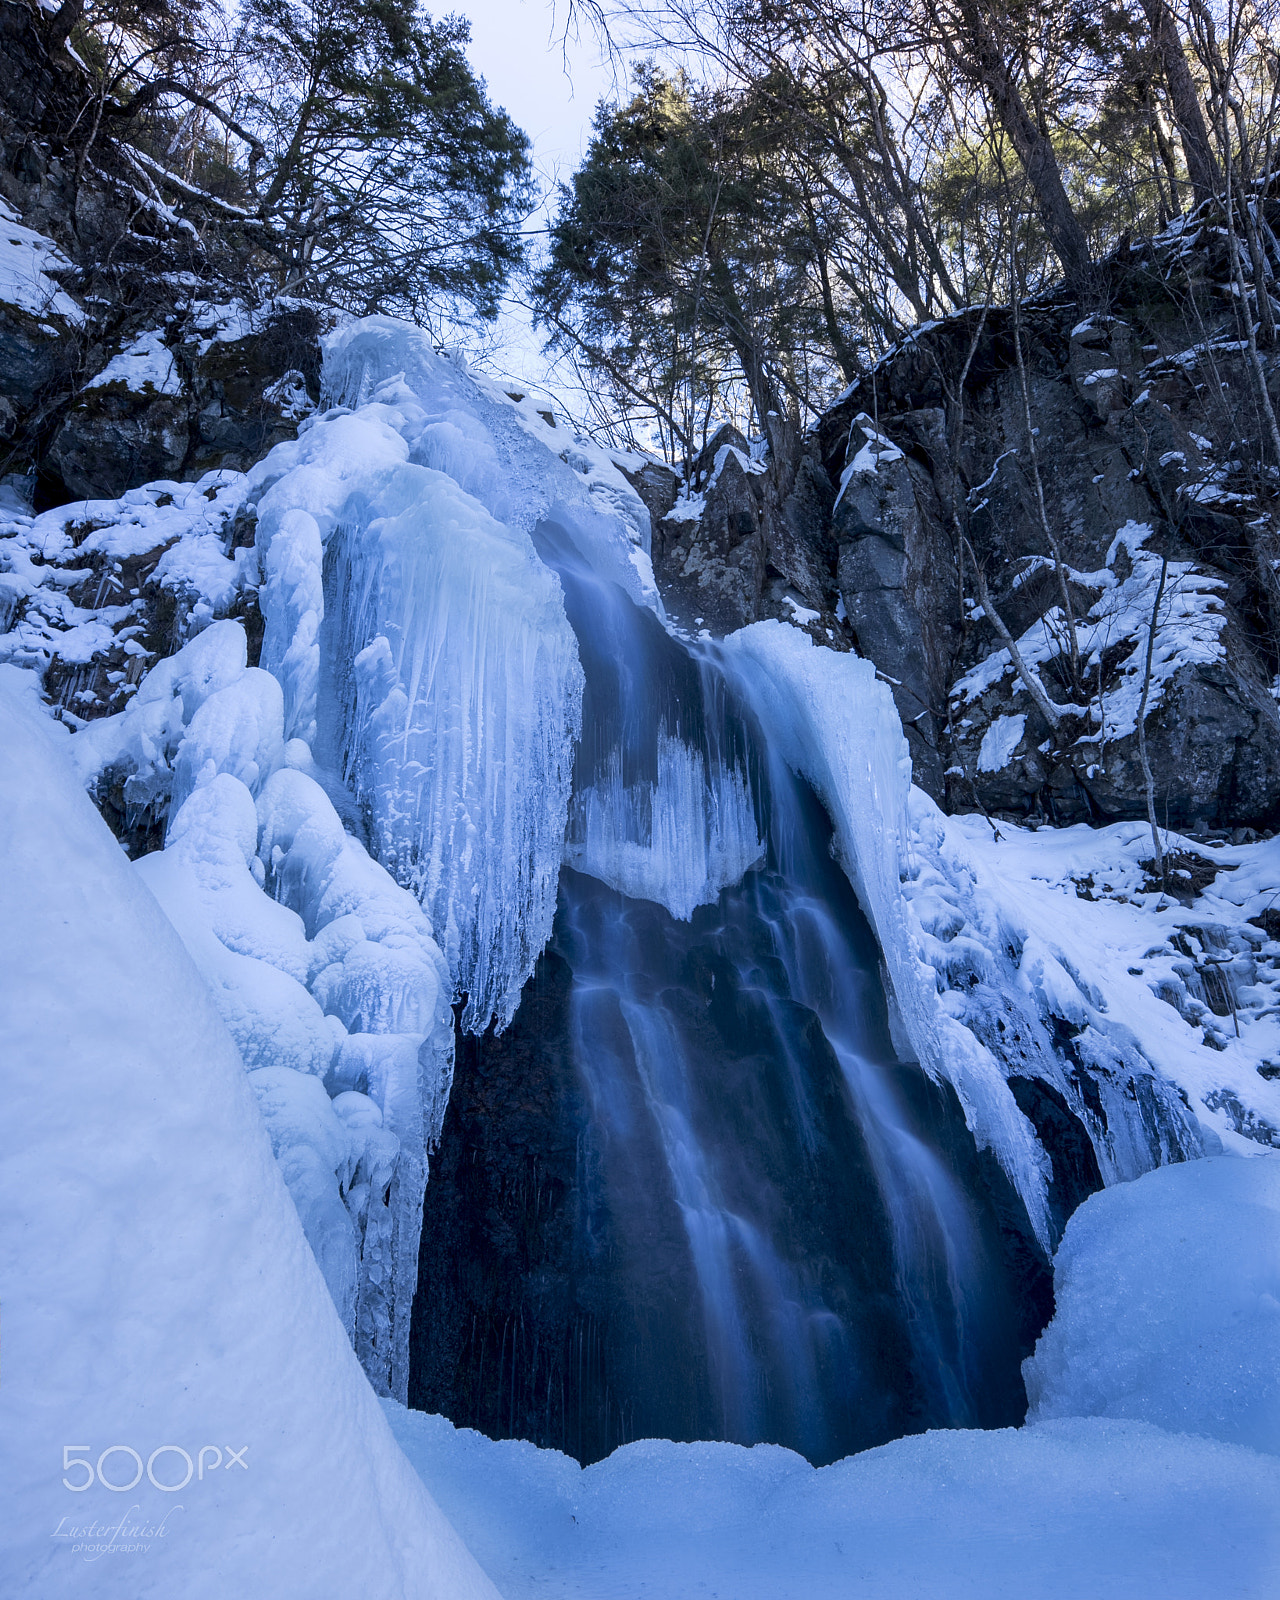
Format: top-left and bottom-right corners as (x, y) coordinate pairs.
(0, 671), (498, 1600)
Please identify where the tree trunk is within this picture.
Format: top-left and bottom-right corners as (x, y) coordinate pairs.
(1137, 0), (1220, 205)
(940, 1), (1094, 291)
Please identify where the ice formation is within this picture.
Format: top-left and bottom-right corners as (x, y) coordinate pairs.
(721, 623), (1057, 1247)
(241, 324), (643, 1029)
(0, 672), (498, 1600)
(68, 609), (453, 1399)
(564, 731), (762, 918)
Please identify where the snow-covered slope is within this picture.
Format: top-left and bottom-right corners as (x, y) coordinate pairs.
(0, 670), (498, 1599)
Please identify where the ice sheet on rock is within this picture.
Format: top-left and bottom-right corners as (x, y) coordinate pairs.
(248, 1064), (362, 1326)
(168, 665), (285, 819)
(161, 773), (313, 982)
(321, 317), (660, 612)
(721, 622), (1054, 1247)
(248, 319), (667, 1029)
(1025, 1154), (1280, 1453)
(320, 462), (583, 1032)
(248, 408), (412, 744)
(0, 671), (499, 1600)
(138, 843), (336, 1080)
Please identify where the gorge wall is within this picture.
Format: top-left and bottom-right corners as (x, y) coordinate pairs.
(633, 206), (1280, 836)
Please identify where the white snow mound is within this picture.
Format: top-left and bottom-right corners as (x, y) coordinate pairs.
(0, 669), (498, 1600)
(1025, 1153), (1280, 1452)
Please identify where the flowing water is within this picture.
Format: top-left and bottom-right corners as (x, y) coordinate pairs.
(410, 517), (1042, 1464)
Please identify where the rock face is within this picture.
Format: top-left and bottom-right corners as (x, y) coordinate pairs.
(0, 4), (326, 504)
(650, 208), (1280, 832)
(46, 305), (325, 500)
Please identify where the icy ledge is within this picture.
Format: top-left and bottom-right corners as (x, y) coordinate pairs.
(0, 671), (497, 1600)
(721, 622), (1272, 1250)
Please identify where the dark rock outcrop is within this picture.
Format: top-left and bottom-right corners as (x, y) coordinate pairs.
(0, 4), (326, 502)
(648, 207), (1280, 832)
(46, 306), (326, 500)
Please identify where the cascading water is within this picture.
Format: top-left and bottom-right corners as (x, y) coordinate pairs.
(410, 514), (1045, 1464)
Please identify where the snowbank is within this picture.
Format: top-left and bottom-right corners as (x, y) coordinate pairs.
(0, 670), (497, 1599)
(387, 1412), (1276, 1599)
(1026, 1155), (1280, 1452)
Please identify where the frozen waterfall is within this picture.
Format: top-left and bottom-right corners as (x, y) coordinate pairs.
(228, 316), (1053, 1447)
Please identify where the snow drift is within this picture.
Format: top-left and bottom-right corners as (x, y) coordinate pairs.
(0, 669), (498, 1599)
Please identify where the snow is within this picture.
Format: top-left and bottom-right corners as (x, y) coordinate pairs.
(783, 594), (822, 626)
(85, 331), (182, 396)
(834, 413), (906, 509)
(387, 1406), (1276, 1598)
(977, 713), (1025, 772)
(952, 521), (1228, 746)
(1025, 1155), (1280, 1452)
(943, 814), (1280, 1158)
(0, 669), (498, 1600)
(187, 298), (257, 354)
(0, 473), (252, 711)
(0, 197), (82, 325)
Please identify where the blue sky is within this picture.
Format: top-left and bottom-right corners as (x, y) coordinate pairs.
(450, 0), (622, 395)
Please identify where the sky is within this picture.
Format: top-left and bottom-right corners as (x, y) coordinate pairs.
(447, 0), (624, 398)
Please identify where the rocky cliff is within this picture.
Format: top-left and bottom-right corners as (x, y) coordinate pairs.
(636, 202), (1280, 836)
(0, 2), (328, 509)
